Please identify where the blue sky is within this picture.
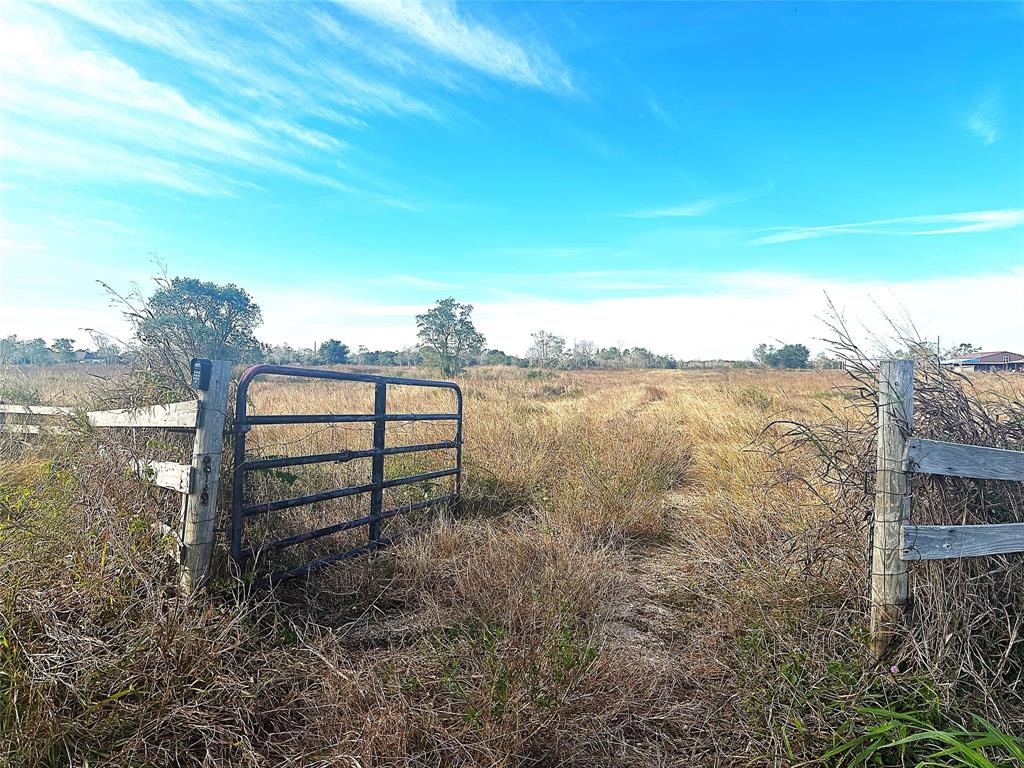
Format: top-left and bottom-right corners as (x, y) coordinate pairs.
(1, 0), (1022, 358)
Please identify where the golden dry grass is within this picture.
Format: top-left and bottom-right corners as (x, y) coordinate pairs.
(1, 363), (1020, 766)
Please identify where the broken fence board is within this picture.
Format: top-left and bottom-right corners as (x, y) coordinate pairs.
(87, 400), (199, 429)
(905, 438), (1024, 482)
(902, 523), (1024, 561)
(132, 460), (192, 494)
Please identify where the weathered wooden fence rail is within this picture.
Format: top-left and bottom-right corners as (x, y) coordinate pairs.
(870, 359), (1024, 657)
(0, 359), (231, 594)
(0, 400), (200, 433)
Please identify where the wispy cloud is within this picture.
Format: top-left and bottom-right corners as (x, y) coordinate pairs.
(2, 0), (570, 203)
(330, 0), (572, 92)
(966, 90), (1002, 145)
(622, 185), (772, 219)
(751, 209), (1024, 245)
(359, 274), (463, 291)
(623, 198), (721, 219)
(0, 15), (363, 197)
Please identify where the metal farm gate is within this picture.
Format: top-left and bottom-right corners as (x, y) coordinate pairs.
(230, 365), (462, 586)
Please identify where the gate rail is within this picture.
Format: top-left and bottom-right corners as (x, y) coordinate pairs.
(231, 365), (462, 586)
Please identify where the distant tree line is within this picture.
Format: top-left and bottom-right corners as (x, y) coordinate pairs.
(0, 334), (128, 366)
(4, 272), (983, 377)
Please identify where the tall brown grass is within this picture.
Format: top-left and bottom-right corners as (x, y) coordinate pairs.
(1, 363), (1020, 766)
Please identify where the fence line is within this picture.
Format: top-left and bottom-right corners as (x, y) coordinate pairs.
(1, 359), (230, 595)
(870, 359), (1024, 657)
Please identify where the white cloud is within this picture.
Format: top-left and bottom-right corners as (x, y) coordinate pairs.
(0, 238), (47, 254)
(751, 209), (1024, 245)
(4, 0), (565, 203)
(623, 185), (772, 219)
(623, 198), (720, 219)
(0, 11), (365, 196)
(0, 124), (234, 197)
(330, 0), (572, 91)
(0, 20), (248, 141)
(966, 90), (1002, 145)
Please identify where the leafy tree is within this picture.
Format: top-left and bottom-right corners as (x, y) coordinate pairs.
(598, 346), (624, 368)
(18, 338), (55, 365)
(770, 343), (810, 369)
(319, 339), (350, 365)
(264, 344), (307, 365)
(624, 346), (656, 368)
(352, 347), (418, 366)
(753, 343), (773, 367)
(652, 354), (678, 369)
(482, 349), (510, 365)
(945, 342), (981, 358)
(565, 340), (597, 369)
(394, 346), (423, 366)
(812, 352), (844, 369)
(0, 336), (18, 365)
(108, 274), (263, 380)
(753, 343), (811, 369)
(527, 330), (565, 367)
(415, 298), (485, 377)
(51, 338), (76, 363)
(87, 331), (128, 365)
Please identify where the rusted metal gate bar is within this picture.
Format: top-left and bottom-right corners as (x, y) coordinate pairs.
(231, 365), (462, 586)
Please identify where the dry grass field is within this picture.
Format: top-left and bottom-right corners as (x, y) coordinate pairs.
(1, 363), (1021, 766)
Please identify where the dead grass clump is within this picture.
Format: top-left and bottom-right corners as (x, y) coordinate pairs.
(334, 522), (675, 765)
(547, 413), (689, 546)
(459, 394), (562, 518)
(397, 519), (620, 626)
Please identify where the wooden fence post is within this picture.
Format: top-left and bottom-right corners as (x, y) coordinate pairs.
(870, 359), (914, 658)
(180, 360), (232, 595)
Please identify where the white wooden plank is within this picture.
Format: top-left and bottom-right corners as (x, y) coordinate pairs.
(0, 404), (76, 415)
(905, 438), (1024, 482)
(131, 460), (192, 493)
(87, 400), (199, 429)
(902, 523), (1024, 561)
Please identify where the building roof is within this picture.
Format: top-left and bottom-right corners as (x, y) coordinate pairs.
(942, 350), (1022, 364)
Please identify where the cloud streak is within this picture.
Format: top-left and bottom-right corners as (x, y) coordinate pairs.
(331, 0), (572, 92)
(750, 209), (1024, 245)
(622, 198), (721, 219)
(2, 0), (570, 203)
(623, 185), (772, 219)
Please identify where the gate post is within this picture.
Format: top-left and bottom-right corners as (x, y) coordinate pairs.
(180, 359), (232, 595)
(368, 382), (387, 545)
(869, 359), (914, 658)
